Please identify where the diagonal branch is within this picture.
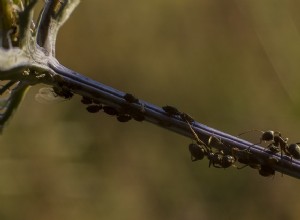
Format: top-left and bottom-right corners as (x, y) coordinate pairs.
(0, 0), (300, 179)
(47, 60), (300, 179)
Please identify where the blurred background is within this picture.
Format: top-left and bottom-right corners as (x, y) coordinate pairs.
(1, 0), (300, 219)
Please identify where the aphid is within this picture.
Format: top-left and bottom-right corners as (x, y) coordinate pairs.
(52, 86), (74, 99)
(259, 165), (275, 177)
(86, 105), (102, 113)
(189, 143), (206, 161)
(232, 148), (261, 170)
(117, 114), (132, 122)
(237, 157), (261, 170)
(131, 112), (145, 122)
(124, 93), (139, 104)
(81, 96), (93, 105)
(162, 105), (180, 116)
(103, 106), (118, 116)
(180, 112), (194, 123)
(92, 99), (101, 104)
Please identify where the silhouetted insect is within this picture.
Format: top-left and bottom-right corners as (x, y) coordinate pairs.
(189, 143), (206, 161)
(86, 105), (102, 113)
(162, 105), (180, 116)
(131, 112), (145, 122)
(237, 158), (261, 170)
(117, 114), (132, 122)
(259, 165), (275, 177)
(103, 106), (118, 116)
(180, 112), (194, 123)
(229, 147), (261, 169)
(233, 153), (261, 170)
(239, 130), (279, 144)
(221, 155), (236, 168)
(207, 151), (236, 169)
(81, 96), (93, 105)
(207, 135), (228, 152)
(287, 143), (300, 159)
(53, 86), (74, 99)
(239, 130), (288, 157)
(124, 93), (139, 103)
(92, 99), (101, 104)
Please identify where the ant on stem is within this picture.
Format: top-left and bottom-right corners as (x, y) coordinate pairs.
(239, 130), (300, 160)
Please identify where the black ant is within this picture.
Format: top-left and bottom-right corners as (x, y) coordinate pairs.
(206, 136), (236, 168)
(207, 151), (236, 169)
(240, 130), (300, 160)
(239, 130), (288, 156)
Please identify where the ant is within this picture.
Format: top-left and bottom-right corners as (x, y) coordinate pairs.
(240, 130), (300, 160)
(207, 151), (236, 169)
(188, 142), (236, 168)
(206, 136), (236, 168)
(239, 130), (288, 156)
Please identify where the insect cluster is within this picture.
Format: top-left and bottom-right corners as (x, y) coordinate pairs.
(162, 105), (299, 177)
(81, 93), (145, 123)
(240, 130), (300, 160)
(162, 105), (241, 169)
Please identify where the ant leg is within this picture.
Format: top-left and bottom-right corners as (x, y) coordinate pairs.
(238, 129), (264, 137)
(185, 120), (210, 153)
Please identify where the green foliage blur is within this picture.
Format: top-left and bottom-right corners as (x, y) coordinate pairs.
(1, 1), (300, 219)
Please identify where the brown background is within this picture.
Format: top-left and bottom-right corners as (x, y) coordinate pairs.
(1, 0), (300, 219)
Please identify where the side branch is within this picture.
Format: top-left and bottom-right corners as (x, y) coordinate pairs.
(48, 60), (300, 179)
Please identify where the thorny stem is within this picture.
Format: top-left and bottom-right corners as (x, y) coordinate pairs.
(0, 0), (300, 179)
